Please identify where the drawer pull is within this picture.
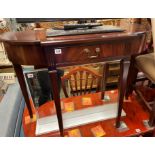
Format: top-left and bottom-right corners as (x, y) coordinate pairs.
(83, 48), (101, 59)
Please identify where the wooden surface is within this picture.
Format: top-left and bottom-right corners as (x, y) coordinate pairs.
(0, 65), (12, 69)
(0, 22), (149, 136)
(23, 90), (154, 137)
(13, 64), (33, 118)
(48, 70), (64, 136)
(0, 23), (148, 44)
(126, 52), (155, 126)
(0, 23), (148, 67)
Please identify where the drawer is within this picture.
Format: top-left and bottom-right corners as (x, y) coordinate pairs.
(52, 38), (139, 66)
(53, 44), (114, 65)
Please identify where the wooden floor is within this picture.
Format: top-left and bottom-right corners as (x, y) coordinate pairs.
(22, 90), (155, 137)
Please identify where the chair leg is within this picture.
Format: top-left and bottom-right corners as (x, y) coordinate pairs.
(148, 100), (155, 127)
(125, 55), (139, 99)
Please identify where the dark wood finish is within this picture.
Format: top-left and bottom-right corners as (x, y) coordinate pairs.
(125, 54), (139, 98)
(0, 23), (150, 136)
(22, 91), (154, 137)
(149, 101), (155, 126)
(0, 24), (148, 67)
(43, 45), (64, 135)
(134, 85), (155, 126)
(135, 86), (155, 127)
(48, 70), (64, 136)
(13, 64), (33, 118)
(3, 42), (47, 66)
(101, 63), (109, 99)
(61, 66), (102, 97)
(51, 38), (143, 68)
(116, 60), (130, 128)
(125, 50), (149, 99)
(0, 65), (12, 69)
(126, 52), (155, 127)
(0, 23), (147, 44)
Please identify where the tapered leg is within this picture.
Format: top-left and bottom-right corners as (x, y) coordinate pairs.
(101, 63), (109, 99)
(48, 70), (64, 137)
(116, 60), (130, 128)
(13, 64), (33, 118)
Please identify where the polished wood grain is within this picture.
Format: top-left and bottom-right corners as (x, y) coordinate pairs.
(47, 37), (143, 68)
(3, 42), (47, 66)
(0, 32), (146, 68)
(0, 23), (149, 136)
(48, 70), (64, 136)
(22, 90), (154, 137)
(13, 64), (33, 118)
(0, 24), (148, 67)
(116, 60), (130, 128)
(0, 24), (148, 44)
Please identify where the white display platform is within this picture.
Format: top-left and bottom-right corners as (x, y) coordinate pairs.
(36, 103), (126, 135)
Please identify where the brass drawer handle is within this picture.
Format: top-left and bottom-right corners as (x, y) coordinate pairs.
(83, 47), (101, 59)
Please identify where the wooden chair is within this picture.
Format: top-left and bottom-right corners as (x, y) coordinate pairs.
(126, 52), (155, 126)
(61, 66), (107, 98)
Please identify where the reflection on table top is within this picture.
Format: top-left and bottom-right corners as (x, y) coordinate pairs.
(37, 91), (117, 118)
(23, 90), (154, 137)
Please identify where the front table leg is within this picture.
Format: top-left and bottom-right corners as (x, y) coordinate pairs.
(13, 64), (33, 118)
(48, 70), (64, 137)
(116, 60), (130, 128)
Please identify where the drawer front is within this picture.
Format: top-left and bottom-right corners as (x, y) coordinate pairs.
(53, 44), (114, 65)
(53, 38), (141, 66)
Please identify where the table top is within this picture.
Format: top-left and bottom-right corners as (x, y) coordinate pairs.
(0, 23), (150, 46)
